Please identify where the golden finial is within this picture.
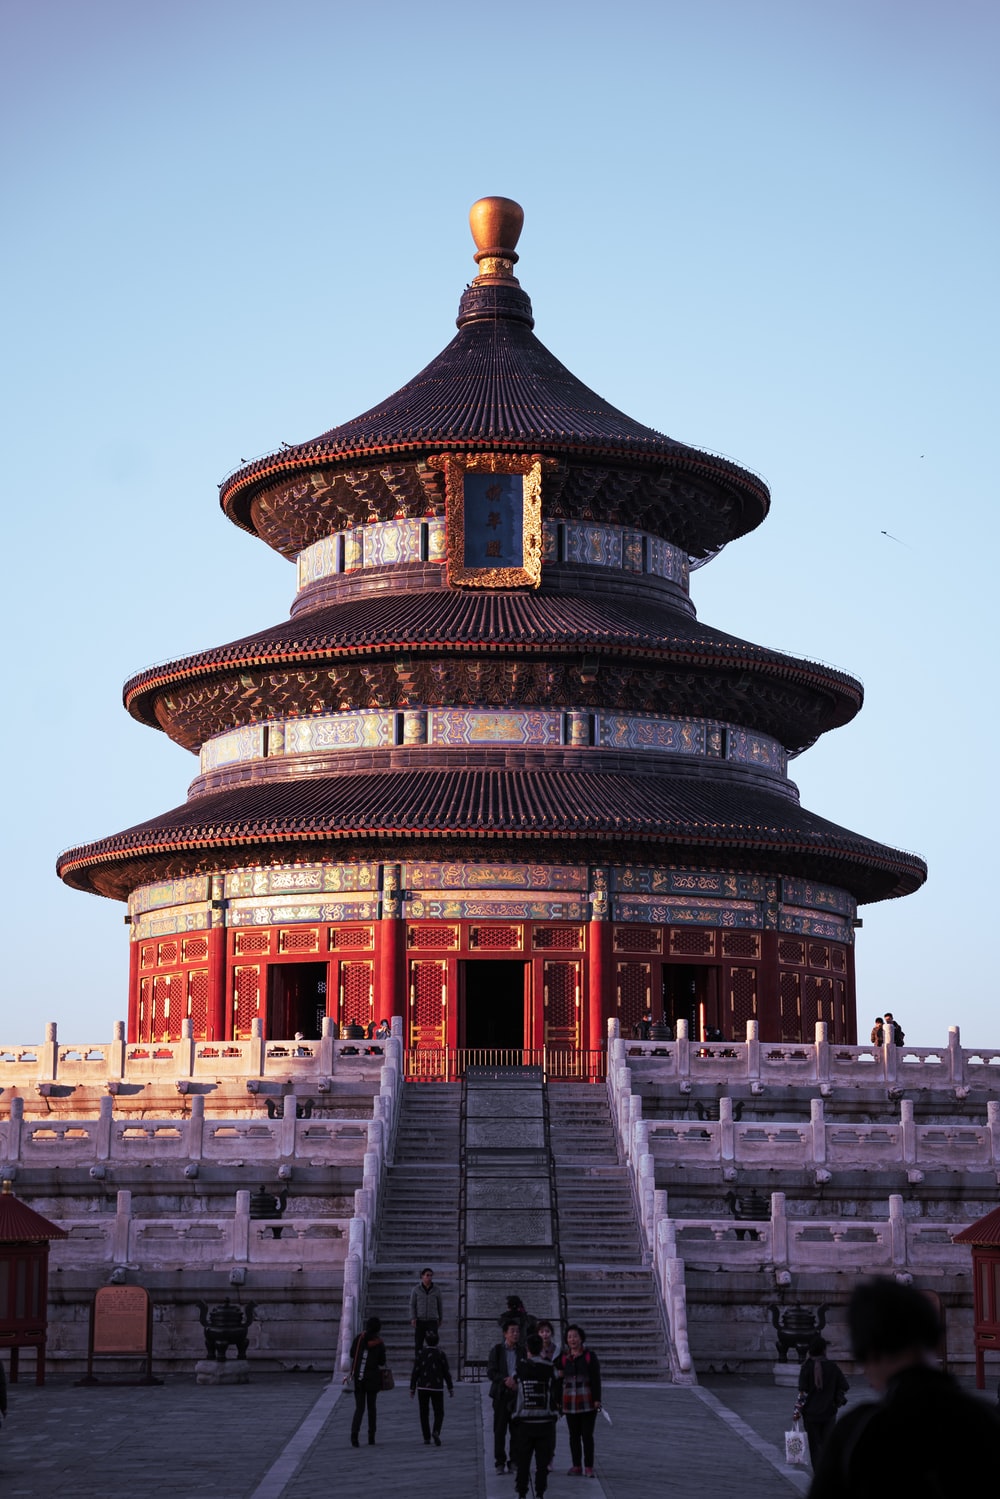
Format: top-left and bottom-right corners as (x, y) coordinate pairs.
(469, 197), (524, 282)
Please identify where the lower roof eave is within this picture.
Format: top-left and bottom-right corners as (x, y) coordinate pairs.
(57, 823), (926, 905)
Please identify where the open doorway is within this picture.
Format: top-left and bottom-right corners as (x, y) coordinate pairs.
(460, 960), (527, 1051)
(266, 963), (328, 1039)
(663, 964), (720, 1040)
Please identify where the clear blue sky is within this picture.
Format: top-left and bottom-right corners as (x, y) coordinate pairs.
(2, 0), (997, 1047)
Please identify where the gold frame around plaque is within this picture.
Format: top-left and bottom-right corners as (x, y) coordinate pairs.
(439, 453), (543, 588)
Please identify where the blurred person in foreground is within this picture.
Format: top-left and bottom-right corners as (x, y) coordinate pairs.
(808, 1277), (1000, 1497)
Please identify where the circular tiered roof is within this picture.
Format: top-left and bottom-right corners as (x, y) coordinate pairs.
(58, 198), (927, 912)
(220, 200), (769, 559)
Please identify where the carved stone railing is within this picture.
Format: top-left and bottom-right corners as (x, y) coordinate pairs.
(616, 1019), (1000, 1092)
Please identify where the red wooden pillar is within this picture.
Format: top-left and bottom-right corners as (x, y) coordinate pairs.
(587, 911), (611, 1055)
(126, 935), (140, 1043)
(378, 917), (403, 1026)
(378, 863), (404, 1028)
(207, 926), (227, 1041)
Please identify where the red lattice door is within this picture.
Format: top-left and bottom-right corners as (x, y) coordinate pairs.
(802, 975), (834, 1035)
(233, 965), (261, 1037)
(151, 973), (179, 1041)
(409, 960), (447, 1049)
(339, 961), (374, 1033)
(187, 969), (209, 1038)
(728, 965), (758, 1040)
(138, 977), (153, 1043)
(543, 960), (580, 1049)
(615, 961), (651, 1039)
(778, 971), (801, 1041)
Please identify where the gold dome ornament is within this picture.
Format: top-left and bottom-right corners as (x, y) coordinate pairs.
(469, 196), (524, 282)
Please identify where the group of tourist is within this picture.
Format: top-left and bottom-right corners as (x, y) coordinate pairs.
(869, 1011), (905, 1046)
(346, 1272), (602, 1495)
(486, 1297), (602, 1496)
(348, 1270), (1000, 1493)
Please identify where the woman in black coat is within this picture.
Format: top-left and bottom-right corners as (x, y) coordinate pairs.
(796, 1336), (849, 1467)
(346, 1316), (387, 1446)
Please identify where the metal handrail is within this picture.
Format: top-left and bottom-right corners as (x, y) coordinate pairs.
(405, 1047), (606, 1083)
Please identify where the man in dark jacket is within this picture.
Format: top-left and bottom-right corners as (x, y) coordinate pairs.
(510, 1333), (561, 1499)
(486, 1318), (521, 1473)
(808, 1278), (1000, 1497)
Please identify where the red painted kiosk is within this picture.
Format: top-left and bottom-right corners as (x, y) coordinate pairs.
(0, 1180), (67, 1384)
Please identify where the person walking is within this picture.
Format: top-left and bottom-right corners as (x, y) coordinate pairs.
(510, 1332), (561, 1499)
(346, 1316), (387, 1447)
(409, 1328), (453, 1445)
(558, 1324), (602, 1477)
(487, 1317), (521, 1473)
(795, 1335), (849, 1468)
(409, 1266), (443, 1354)
(498, 1292), (535, 1348)
(807, 1278), (1000, 1496)
(535, 1319), (559, 1363)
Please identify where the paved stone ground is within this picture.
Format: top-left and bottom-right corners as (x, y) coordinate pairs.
(0, 1369), (827, 1499)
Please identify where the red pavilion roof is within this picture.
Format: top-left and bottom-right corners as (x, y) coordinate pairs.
(0, 1186), (67, 1242)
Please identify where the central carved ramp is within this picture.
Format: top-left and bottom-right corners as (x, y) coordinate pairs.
(461, 1066), (563, 1368)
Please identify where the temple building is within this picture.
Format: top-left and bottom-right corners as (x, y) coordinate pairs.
(57, 198), (925, 1053)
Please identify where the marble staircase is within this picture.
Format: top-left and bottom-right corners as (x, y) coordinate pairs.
(364, 1083), (462, 1377)
(549, 1084), (674, 1381)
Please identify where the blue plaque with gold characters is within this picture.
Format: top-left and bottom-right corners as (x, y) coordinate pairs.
(438, 453), (542, 588)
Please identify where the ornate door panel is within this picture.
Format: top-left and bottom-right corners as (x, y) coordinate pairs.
(233, 964), (261, 1037)
(543, 959), (580, 1048)
(409, 959), (447, 1048)
(339, 960), (375, 1033)
(615, 960), (651, 1039)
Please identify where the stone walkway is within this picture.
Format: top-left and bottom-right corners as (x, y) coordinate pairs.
(0, 1371), (825, 1498)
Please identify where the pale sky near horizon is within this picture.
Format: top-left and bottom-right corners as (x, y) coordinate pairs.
(2, 0), (997, 1047)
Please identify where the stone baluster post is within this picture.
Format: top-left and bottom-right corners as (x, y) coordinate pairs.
(675, 1018), (690, 1081)
(719, 1095), (735, 1163)
(988, 1101), (1000, 1168)
(180, 1017), (195, 1077)
(40, 1022), (57, 1082)
(112, 1189), (132, 1265)
(187, 1094), (205, 1160)
(771, 1191), (788, 1271)
(900, 1099), (916, 1165)
(96, 1094), (114, 1161)
(7, 1095), (24, 1164)
(815, 1021), (830, 1084)
(249, 1017), (265, 1077)
(628, 1093), (642, 1161)
(745, 1019), (760, 1083)
(108, 1020), (126, 1080)
(889, 1193), (906, 1267)
(349, 1195), (368, 1263)
(233, 1189), (251, 1263)
(883, 1032), (898, 1085)
(320, 1014), (335, 1074)
(339, 1253), (362, 1369)
(948, 1026), (964, 1087)
(638, 1151), (656, 1243)
(280, 1091), (297, 1158)
(810, 1097), (826, 1166)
